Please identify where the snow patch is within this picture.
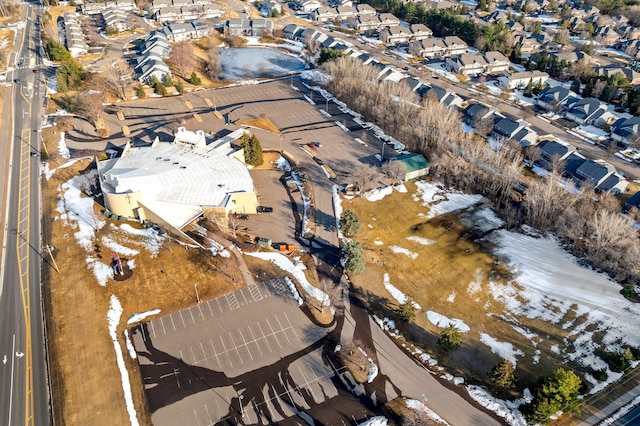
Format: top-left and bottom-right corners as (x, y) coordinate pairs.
(406, 399), (449, 424)
(127, 309), (161, 325)
(383, 273), (421, 310)
(107, 295), (139, 426)
(406, 236), (435, 246)
(426, 311), (470, 332)
(389, 245), (418, 260)
(480, 333), (525, 367)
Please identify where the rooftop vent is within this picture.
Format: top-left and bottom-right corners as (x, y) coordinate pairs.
(173, 162), (179, 165)
(156, 156), (163, 160)
(164, 158), (171, 162)
(180, 166), (187, 169)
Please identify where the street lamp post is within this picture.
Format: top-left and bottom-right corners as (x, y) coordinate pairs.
(194, 283), (200, 304)
(239, 394), (245, 419)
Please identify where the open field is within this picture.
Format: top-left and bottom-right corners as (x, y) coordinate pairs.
(344, 179), (640, 401)
(0, 29), (15, 72)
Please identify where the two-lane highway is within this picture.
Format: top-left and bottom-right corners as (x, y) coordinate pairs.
(0, 2), (50, 425)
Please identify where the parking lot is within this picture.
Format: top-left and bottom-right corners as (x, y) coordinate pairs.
(245, 169), (299, 247)
(131, 279), (346, 425)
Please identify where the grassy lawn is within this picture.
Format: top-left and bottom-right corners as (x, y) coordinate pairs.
(237, 116), (282, 135)
(0, 29), (15, 72)
(345, 181), (579, 390)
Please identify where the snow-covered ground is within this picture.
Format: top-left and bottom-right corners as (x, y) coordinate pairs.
(426, 311), (470, 332)
(406, 399), (449, 424)
(480, 333), (525, 367)
(425, 62), (460, 83)
(246, 252), (330, 306)
(383, 273), (421, 309)
(107, 295), (139, 426)
(414, 181), (484, 218)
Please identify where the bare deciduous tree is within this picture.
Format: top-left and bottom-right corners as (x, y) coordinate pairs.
(205, 46), (222, 80)
(593, 80), (607, 99)
(169, 41), (194, 78)
(351, 165), (379, 195)
(382, 160), (406, 184)
(75, 91), (105, 129)
(104, 59), (134, 100)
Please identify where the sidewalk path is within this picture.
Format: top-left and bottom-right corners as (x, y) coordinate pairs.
(583, 384), (640, 425)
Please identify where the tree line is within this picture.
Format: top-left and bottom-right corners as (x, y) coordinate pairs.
(321, 55), (640, 289)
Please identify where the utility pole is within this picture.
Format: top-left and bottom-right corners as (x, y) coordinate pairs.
(45, 244), (59, 273)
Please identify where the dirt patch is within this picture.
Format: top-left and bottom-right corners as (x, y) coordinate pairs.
(237, 116), (282, 135)
(0, 29), (15, 72)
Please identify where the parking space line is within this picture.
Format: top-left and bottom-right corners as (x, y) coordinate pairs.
(298, 366), (318, 402)
(179, 310), (186, 328)
(197, 304), (204, 320)
(274, 315), (292, 345)
(219, 336), (233, 368)
(204, 404), (212, 426)
(247, 325), (263, 357)
(160, 317), (167, 335)
(188, 307), (196, 324)
(283, 312), (300, 341)
(238, 329), (253, 361)
(264, 318), (282, 349)
(209, 339), (221, 369)
(225, 293), (239, 310)
(179, 349), (185, 362)
(216, 298), (224, 314)
(150, 321), (157, 338)
(206, 300), (215, 317)
(257, 323), (273, 352)
(199, 342), (207, 363)
(169, 314), (177, 332)
(228, 332), (244, 364)
(248, 283), (263, 301)
(238, 288), (249, 305)
(190, 346), (197, 364)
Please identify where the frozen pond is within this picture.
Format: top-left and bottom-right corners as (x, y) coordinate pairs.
(220, 47), (305, 80)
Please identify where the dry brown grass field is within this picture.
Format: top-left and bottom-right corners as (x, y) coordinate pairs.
(345, 181), (578, 389)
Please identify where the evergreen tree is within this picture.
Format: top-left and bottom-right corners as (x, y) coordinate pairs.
(488, 360), (517, 393)
(438, 324), (462, 352)
(163, 74), (173, 87)
(523, 79), (534, 97)
(341, 240), (365, 274)
(175, 80), (184, 94)
(525, 368), (582, 425)
(533, 79), (543, 95)
(340, 210), (361, 236)
(396, 300), (416, 322)
(571, 79), (581, 93)
(188, 71), (201, 85)
(239, 134), (264, 166)
(135, 85), (146, 98)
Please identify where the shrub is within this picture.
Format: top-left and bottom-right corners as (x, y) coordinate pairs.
(188, 71), (201, 85)
(438, 325), (462, 352)
(135, 85), (146, 98)
(339, 210), (361, 237)
(396, 300), (416, 323)
(175, 81), (184, 94)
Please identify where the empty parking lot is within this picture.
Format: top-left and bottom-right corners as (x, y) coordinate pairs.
(130, 280), (353, 425)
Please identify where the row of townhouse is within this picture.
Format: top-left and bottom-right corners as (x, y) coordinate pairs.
(462, 103), (538, 146)
(149, 0), (217, 12)
(154, 4), (222, 23)
(497, 70), (549, 90)
(446, 51), (510, 76)
(463, 100), (628, 194)
(536, 85), (640, 150)
(82, 0), (135, 15)
(379, 24), (432, 45)
(311, 4), (375, 22)
(535, 139), (628, 193)
(135, 31), (172, 83)
(102, 6), (129, 32)
(162, 20), (212, 42)
(225, 19), (274, 37)
(63, 12), (88, 57)
(408, 36), (467, 58)
(405, 77), (463, 109)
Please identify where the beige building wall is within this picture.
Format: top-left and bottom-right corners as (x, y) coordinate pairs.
(103, 191), (147, 221)
(230, 192), (258, 214)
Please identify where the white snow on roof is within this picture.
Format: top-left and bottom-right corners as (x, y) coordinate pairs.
(99, 135), (254, 228)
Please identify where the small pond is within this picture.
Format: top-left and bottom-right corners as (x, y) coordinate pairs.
(219, 47), (306, 80)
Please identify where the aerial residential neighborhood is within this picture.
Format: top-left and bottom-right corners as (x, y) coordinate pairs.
(2, 0), (640, 424)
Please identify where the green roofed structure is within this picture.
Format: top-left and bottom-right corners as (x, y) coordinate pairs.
(392, 153), (430, 181)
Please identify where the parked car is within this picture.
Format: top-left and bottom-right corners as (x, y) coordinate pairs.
(30, 151), (38, 157)
(14, 78), (20, 83)
(257, 206), (273, 213)
(237, 214), (249, 220)
(313, 157), (324, 165)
